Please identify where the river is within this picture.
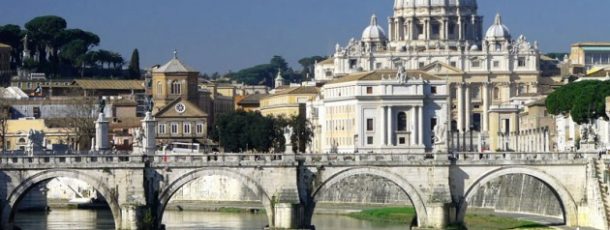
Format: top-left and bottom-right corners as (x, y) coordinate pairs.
(15, 209), (407, 230)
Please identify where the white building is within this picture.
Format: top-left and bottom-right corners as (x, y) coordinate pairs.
(314, 0), (558, 152)
(308, 68), (449, 153)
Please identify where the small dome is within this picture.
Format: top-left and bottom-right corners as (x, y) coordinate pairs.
(485, 13), (511, 41)
(362, 15), (387, 42)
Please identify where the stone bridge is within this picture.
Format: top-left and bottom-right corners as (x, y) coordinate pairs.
(0, 152), (608, 230)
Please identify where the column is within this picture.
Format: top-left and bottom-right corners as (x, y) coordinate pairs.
(418, 105), (424, 146)
(483, 83), (490, 132)
(425, 18), (431, 41)
(404, 20), (409, 41)
(409, 19), (415, 40)
(142, 112), (157, 154)
(457, 83), (464, 133)
(465, 84), (471, 131)
(457, 18), (463, 40)
(95, 113), (109, 151)
(411, 106), (417, 145)
(388, 17), (393, 42)
(395, 18), (401, 41)
(388, 106), (393, 146)
(381, 106), (387, 146)
(544, 129), (550, 152)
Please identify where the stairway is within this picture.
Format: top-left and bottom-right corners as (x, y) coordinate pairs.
(594, 159), (610, 225)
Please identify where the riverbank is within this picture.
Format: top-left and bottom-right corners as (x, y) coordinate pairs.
(347, 207), (552, 229)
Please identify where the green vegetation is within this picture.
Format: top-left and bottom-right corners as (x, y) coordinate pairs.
(0, 15), (138, 79)
(220, 55), (326, 87)
(546, 80), (610, 124)
(347, 207), (551, 230)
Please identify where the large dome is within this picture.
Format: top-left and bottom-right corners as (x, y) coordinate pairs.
(485, 13), (511, 41)
(362, 15), (387, 42)
(395, 0), (477, 9)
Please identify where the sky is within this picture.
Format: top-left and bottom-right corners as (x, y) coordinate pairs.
(2, 0), (610, 74)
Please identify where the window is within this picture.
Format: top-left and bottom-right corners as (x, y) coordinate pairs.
(471, 60), (481, 68)
(493, 61), (500, 68)
(450, 61), (457, 67)
(418, 62), (425, 69)
(448, 23), (455, 35)
(349, 59), (357, 69)
(495, 43), (502, 52)
(397, 112), (407, 131)
(170, 81), (182, 95)
(367, 136), (374, 145)
(366, 87), (373, 95)
(196, 123), (204, 134)
(518, 57), (526, 67)
(366, 118), (374, 131)
(33, 107), (41, 119)
(183, 123), (191, 134)
(158, 124), (166, 134)
(493, 87), (500, 100)
(375, 63), (382, 69)
(170, 123), (178, 134)
(399, 137), (406, 145)
(157, 81), (162, 96)
(431, 23), (440, 36)
(431, 86), (437, 94)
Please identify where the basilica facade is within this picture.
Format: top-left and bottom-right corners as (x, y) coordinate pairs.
(312, 0), (559, 153)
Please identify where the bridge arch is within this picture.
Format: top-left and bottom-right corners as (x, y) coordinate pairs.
(157, 168), (273, 227)
(458, 166), (578, 226)
(0, 169), (121, 229)
(312, 167), (428, 227)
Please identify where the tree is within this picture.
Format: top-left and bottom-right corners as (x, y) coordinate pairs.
(128, 49), (141, 79)
(546, 80), (610, 124)
(298, 56), (326, 81)
(25, 15), (68, 76)
(214, 111), (286, 153)
(61, 96), (97, 150)
(289, 113), (313, 153)
(0, 24), (24, 68)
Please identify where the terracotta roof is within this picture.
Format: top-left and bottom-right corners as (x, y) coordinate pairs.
(74, 79), (145, 90)
(153, 57), (197, 73)
(328, 70), (441, 84)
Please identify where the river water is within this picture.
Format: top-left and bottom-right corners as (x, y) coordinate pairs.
(15, 209), (407, 230)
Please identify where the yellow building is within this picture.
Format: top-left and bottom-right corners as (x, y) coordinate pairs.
(259, 86), (319, 118)
(569, 42), (610, 72)
(4, 118), (76, 151)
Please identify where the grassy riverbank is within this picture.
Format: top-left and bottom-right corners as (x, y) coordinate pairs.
(347, 207), (551, 229)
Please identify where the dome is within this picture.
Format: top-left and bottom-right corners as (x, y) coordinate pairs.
(395, 0), (477, 9)
(362, 15), (387, 42)
(485, 13), (511, 41)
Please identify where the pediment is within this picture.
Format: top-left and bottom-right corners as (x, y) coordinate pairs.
(420, 61), (464, 75)
(154, 98), (207, 118)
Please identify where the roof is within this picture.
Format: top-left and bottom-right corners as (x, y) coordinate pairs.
(237, 94), (266, 105)
(110, 117), (142, 129)
(328, 69), (441, 84)
(274, 86), (320, 96)
(318, 58), (334, 65)
(572, 42), (610, 47)
(74, 79), (145, 90)
(362, 15), (387, 42)
(153, 57), (197, 73)
(485, 13), (511, 41)
(527, 98), (547, 107)
(0, 43), (11, 49)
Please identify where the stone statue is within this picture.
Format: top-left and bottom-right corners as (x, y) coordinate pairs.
(145, 96), (154, 112)
(433, 123), (446, 144)
(396, 66), (407, 84)
(98, 98), (106, 114)
(134, 128), (144, 147)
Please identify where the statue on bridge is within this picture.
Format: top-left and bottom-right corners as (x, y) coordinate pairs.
(98, 98), (106, 114)
(433, 123), (446, 144)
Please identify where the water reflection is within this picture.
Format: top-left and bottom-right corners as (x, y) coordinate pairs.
(14, 209), (114, 230)
(15, 209), (407, 230)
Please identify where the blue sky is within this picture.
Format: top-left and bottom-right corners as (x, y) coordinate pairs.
(3, 0), (610, 73)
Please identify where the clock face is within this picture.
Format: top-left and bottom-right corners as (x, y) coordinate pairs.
(175, 102), (186, 113)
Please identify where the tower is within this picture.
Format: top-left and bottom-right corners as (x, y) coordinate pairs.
(275, 69), (285, 88)
(151, 50), (200, 111)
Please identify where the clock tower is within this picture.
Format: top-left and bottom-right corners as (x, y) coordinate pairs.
(151, 50), (200, 111)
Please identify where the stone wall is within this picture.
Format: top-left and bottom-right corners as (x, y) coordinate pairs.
(468, 174), (563, 218)
(316, 174), (412, 205)
(169, 175), (258, 202)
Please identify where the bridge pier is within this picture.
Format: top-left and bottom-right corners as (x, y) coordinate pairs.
(419, 202), (452, 229)
(269, 189), (312, 230)
(118, 204), (147, 230)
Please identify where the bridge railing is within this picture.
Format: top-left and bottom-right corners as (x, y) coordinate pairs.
(453, 151), (603, 161)
(147, 153), (292, 165)
(0, 153), (144, 166)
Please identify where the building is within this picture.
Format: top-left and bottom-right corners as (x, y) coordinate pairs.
(259, 86), (319, 118)
(4, 118), (76, 151)
(314, 0), (559, 151)
(151, 53), (208, 148)
(235, 94), (266, 112)
(569, 42), (610, 72)
(308, 69), (448, 154)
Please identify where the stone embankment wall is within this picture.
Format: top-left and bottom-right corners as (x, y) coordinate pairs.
(468, 174), (563, 218)
(316, 174), (412, 205)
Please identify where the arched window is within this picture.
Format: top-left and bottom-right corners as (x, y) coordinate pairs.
(493, 87), (500, 100)
(170, 81), (181, 95)
(156, 81), (162, 96)
(397, 112), (407, 131)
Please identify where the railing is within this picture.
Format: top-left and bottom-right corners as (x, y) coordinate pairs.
(0, 151), (604, 167)
(453, 151), (603, 161)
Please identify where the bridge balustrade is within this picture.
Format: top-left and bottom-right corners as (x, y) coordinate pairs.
(454, 152), (601, 161)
